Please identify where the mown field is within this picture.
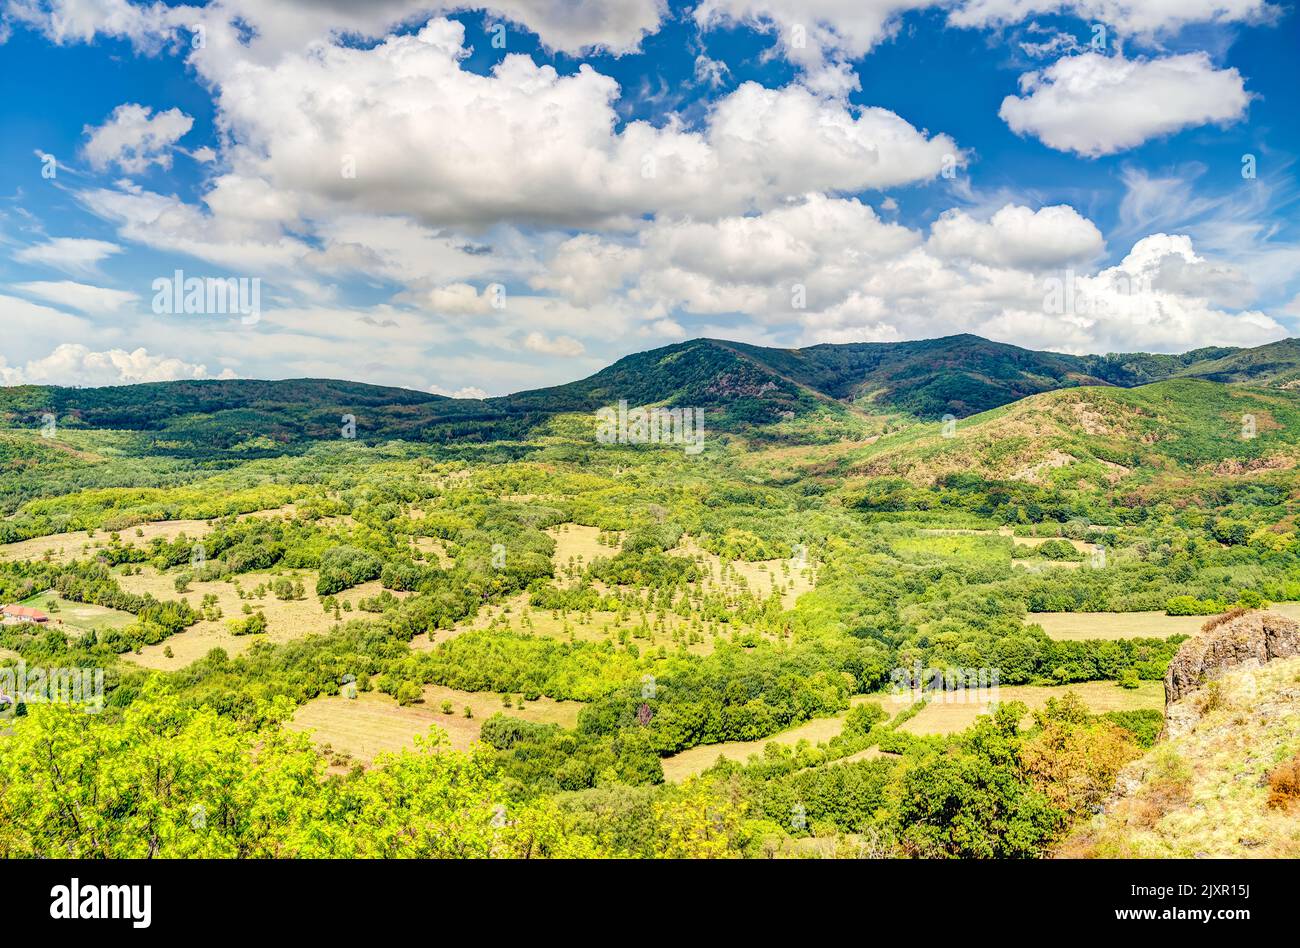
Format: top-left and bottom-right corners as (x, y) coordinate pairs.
(288, 685), (583, 764)
(18, 592), (136, 634)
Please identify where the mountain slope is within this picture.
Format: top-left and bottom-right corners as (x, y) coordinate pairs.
(1171, 337), (1300, 388)
(501, 338), (851, 424)
(846, 379), (1300, 486)
(727, 334), (1115, 416)
(503, 333), (1300, 423)
(0, 340), (870, 454)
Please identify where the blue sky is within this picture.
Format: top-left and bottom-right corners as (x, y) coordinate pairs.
(1, 0), (1298, 395)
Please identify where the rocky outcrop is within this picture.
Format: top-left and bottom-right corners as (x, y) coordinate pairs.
(1062, 656), (1300, 858)
(1164, 608), (1300, 705)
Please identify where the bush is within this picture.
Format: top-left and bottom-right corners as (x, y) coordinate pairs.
(479, 713), (561, 750)
(1266, 753), (1300, 811)
(843, 702), (887, 735)
(1165, 595), (1227, 616)
(272, 577), (304, 601)
(380, 560), (425, 591)
(228, 612), (267, 636)
(1101, 709), (1164, 748)
(1037, 539), (1082, 561)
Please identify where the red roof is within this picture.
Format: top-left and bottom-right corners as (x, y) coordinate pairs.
(2, 605), (48, 619)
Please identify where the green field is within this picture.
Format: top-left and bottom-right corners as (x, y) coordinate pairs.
(19, 591), (136, 634)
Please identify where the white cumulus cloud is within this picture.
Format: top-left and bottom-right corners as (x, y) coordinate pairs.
(537, 195), (1286, 355)
(182, 18), (957, 232)
(522, 331), (585, 357)
(8, 0), (667, 56)
(694, 1), (944, 68)
(950, 0), (1277, 38)
(927, 204), (1105, 268)
(0, 343), (235, 386)
(999, 52), (1251, 157)
(83, 103), (193, 173)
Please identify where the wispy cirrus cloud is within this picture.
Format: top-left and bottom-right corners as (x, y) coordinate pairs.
(10, 279), (138, 314)
(14, 236), (123, 276)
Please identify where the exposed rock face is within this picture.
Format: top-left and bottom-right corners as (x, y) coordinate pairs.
(1062, 656), (1300, 858)
(1164, 609), (1300, 705)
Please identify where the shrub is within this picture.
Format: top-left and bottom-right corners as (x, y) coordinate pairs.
(1166, 595), (1227, 616)
(228, 612), (267, 636)
(479, 713), (561, 750)
(1101, 709), (1164, 748)
(1135, 746), (1193, 828)
(843, 702), (887, 735)
(1266, 753), (1300, 812)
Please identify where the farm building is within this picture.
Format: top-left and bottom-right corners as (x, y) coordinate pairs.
(1, 604), (49, 625)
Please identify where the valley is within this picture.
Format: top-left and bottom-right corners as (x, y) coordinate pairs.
(2, 333), (1300, 858)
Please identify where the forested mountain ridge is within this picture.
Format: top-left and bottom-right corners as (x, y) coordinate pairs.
(1, 334), (1297, 457)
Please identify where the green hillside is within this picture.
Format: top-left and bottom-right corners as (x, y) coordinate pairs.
(726, 334), (1115, 415)
(1171, 337), (1300, 388)
(849, 380), (1300, 487)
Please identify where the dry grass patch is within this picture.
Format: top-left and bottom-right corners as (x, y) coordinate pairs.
(548, 524), (620, 584)
(287, 685), (582, 765)
(898, 680), (1164, 736)
(417, 594), (765, 657)
(660, 695), (904, 782)
(1029, 611), (1205, 641)
(668, 536), (815, 608)
(121, 568), (403, 670)
(410, 536), (454, 567)
(287, 693), (443, 767)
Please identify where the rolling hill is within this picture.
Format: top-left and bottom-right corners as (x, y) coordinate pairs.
(1166, 337), (1300, 388)
(845, 379), (1300, 487)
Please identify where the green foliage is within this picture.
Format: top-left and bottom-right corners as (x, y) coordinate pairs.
(228, 611), (268, 636)
(316, 544), (384, 595)
(1166, 595), (1228, 615)
(1101, 709), (1166, 748)
(0, 686), (587, 857)
(892, 704), (1066, 857)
